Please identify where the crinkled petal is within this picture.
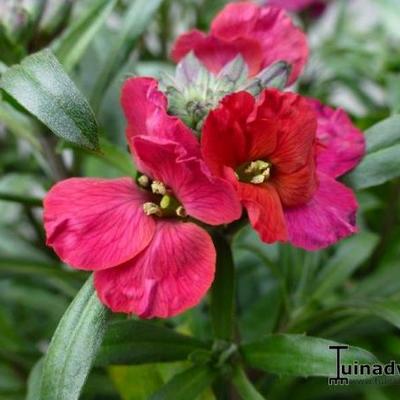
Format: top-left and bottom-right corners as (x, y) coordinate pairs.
(284, 173), (358, 250)
(172, 32), (263, 76)
(272, 155), (317, 207)
(201, 92), (255, 174)
(257, 89), (317, 174)
(309, 99), (365, 178)
(133, 136), (241, 225)
(44, 178), (155, 270)
(121, 77), (199, 157)
(239, 182), (287, 243)
(94, 221), (215, 318)
(210, 3), (308, 83)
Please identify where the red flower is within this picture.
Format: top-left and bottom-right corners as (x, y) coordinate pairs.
(43, 78), (242, 318)
(171, 2), (308, 84)
(202, 89), (364, 249)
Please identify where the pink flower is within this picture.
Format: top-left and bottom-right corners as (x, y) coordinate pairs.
(171, 2), (308, 85)
(284, 99), (365, 250)
(267, 0), (327, 13)
(44, 78), (241, 319)
(201, 90), (365, 250)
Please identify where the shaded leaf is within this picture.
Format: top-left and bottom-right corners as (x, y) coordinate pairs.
(346, 115), (400, 189)
(97, 319), (209, 366)
(91, 0), (164, 110)
(149, 365), (217, 400)
(52, 0), (117, 71)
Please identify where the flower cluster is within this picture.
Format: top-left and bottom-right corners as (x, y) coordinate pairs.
(43, 2), (365, 318)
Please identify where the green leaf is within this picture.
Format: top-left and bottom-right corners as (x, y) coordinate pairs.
(27, 358), (44, 400)
(52, 0), (117, 71)
(241, 334), (378, 378)
(0, 99), (42, 152)
(110, 365), (164, 400)
(97, 319), (209, 366)
(210, 233), (235, 341)
(40, 276), (109, 400)
(346, 115), (400, 189)
(311, 231), (379, 301)
(0, 49), (99, 151)
(232, 366), (266, 400)
(149, 366), (217, 400)
(0, 24), (25, 65)
(91, 0), (164, 110)
(353, 299), (400, 329)
(98, 137), (136, 176)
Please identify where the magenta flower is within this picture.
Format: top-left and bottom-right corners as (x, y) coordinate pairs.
(44, 77), (241, 318)
(171, 2), (308, 85)
(284, 99), (365, 249)
(201, 89), (365, 251)
(267, 0), (327, 13)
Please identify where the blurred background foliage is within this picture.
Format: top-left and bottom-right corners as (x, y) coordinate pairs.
(1, 0), (400, 399)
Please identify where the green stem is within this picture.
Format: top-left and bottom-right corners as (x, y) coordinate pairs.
(0, 192), (43, 207)
(210, 231), (235, 341)
(232, 366), (266, 400)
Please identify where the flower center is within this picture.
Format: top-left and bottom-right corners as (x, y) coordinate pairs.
(137, 174), (187, 218)
(236, 160), (272, 184)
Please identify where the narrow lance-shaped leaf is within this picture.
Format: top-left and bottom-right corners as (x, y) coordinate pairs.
(0, 49), (99, 151)
(26, 358), (44, 400)
(241, 334), (378, 378)
(232, 366), (266, 400)
(310, 231), (379, 301)
(346, 114), (400, 189)
(52, 0), (117, 71)
(149, 365), (217, 400)
(40, 276), (109, 400)
(96, 319), (209, 366)
(91, 0), (164, 111)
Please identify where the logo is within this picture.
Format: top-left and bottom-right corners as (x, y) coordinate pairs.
(328, 345), (400, 385)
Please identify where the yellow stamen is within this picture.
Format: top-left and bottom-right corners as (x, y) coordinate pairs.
(176, 206), (187, 217)
(151, 180), (167, 195)
(137, 175), (150, 188)
(143, 202), (162, 217)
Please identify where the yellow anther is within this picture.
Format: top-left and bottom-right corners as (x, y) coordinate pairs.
(137, 175), (150, 188)
(176, 206), (187, 217)
(151, 180), (167, 195)
(143, 202), (162, 217)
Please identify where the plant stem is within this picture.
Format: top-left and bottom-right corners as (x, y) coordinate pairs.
(210, 231), (236, 341)
(232, 366), (266, 400)
(0, 192), (43, 207)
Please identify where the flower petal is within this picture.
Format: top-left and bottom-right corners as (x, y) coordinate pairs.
(239, 183), (287, 243)
(257, 89), (317, 174)
(94, 221), (215, 318)
(268, 0), (322, 12)
(44, 178), (155, 270)
(284, 173), (358, 250)
(171, 31), (263, 76)
(133, 136), (242, 225)
(210, 3), (308, 83)
(201, 92), (255, 174)
(309, 99), (366, 178)
(121, 77), (199, 157)
(271, 156), (317, 207)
